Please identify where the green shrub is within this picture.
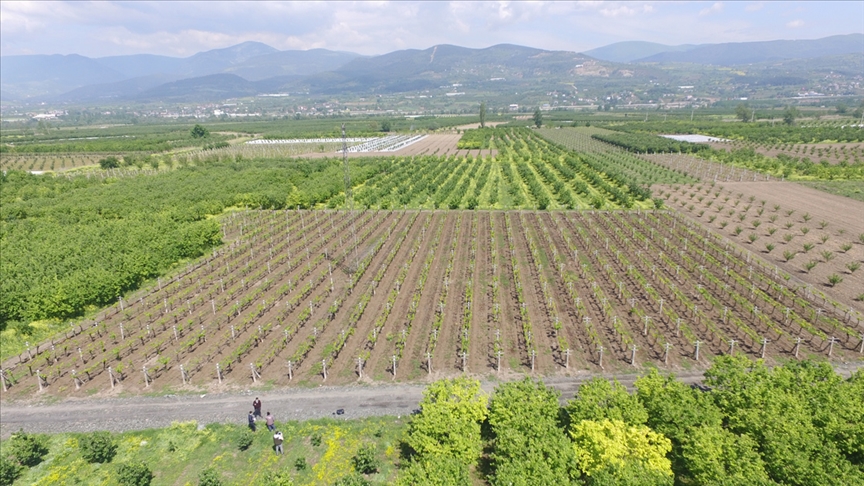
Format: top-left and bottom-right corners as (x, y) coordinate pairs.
(236, 429), (254, 451)
(310, 433), (322, 447)
(294, 456), (308, 471)
(352, 444), (380, 474)
(79, 431), (117, 463)
(117, 462), (153, 486)
(198, 467), (222, 486)
(0, 457), (22, 486)
(6, 431), (48, 467)
(335, 472), (371, 486)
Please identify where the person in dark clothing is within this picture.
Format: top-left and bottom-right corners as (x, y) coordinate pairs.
(248, 411), (256, 431)
(253, 397), (262, 417)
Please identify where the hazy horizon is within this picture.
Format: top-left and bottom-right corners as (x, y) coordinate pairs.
(2, 1), (862, 58)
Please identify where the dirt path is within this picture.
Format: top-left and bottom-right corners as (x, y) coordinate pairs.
(5, 362), (862, 439)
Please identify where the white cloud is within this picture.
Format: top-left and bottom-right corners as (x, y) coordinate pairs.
(699, 2), (724, 16)
(786, 19), (804, 28)
(745, 2), (765, 12)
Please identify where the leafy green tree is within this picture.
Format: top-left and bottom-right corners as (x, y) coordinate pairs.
(704, 356), (863, 485)
(79, 431), (117, 463)
(570, 419), (673, 483)
(405, 377), (488, 463)
(680, 425), (774, 485)
(190, 124), (209, 138)
(635, 370), (724, 478)
(736, 103), (753, 122)
(395, 456), (471, 486)
(480, 101), (487, 128)
(116, 462), (153, 486)
(5, 431), (48, 467)
(488, 378), (576, 485)
(835, 103), (848, 114)
(99, 155), (121, 169)
(380, 120), (392, 132)
(533, 108), (543, 128)
(782, 106), (799, 125)
(565, 378), (648, 427)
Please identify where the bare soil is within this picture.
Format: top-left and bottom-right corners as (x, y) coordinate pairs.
(657, 181), (864, 312)
(3, 210), (861, 404)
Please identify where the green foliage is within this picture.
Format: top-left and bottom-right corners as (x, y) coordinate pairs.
(79, 431), (117, 463)
(592, 132), (708, 154)
(294, 456), (308, 471)
(236, 429), (254, 451)
(190, 124), (210, 139)
(680, 425), (774, 485)
(585, 460), (674, 486)
(395, 457), (471, 486)
(4, 431), (48, 467)
(198, 467), (222, 486)
(704, 356), (864, 485)
(405, 377), (488, 463)
(479, 101), (487, 128)
(0, 457), (22, 486)
(116, 461), (153, 486)
(335, 472), (371, 486)
(488, 378), (575, 486)
(310, 432), (322, 447)
(565, 378), (648, 427)
(456, 128), (495, 149)
(352, 444), (380, 474)
(380, 120), (392, 132)
(570, 419), (673, 481)
(736, 103), (754, 122)
(533, 108), (543, 128)
(99, 155), (121, 169)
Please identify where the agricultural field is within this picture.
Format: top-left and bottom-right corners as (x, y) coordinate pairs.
(710, 140), (864, 165)
(2, 208), (861, 401)
(657, 181), (864, 311)
(0, 153), (120, 172)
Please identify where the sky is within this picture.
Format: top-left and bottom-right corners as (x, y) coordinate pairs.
(1, 1), (862, 58)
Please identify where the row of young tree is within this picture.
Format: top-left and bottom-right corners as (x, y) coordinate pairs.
(590, 132), (709, 154)
(0, 157), (390, 326)
(400, 357), (863, 485)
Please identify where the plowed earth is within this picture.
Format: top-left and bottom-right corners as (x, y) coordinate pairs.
(3, 210), (861, 403)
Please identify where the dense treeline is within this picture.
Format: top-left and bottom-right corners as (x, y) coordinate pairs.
(603, 120), (864, 144)
(0, 157), (388, 325)
(401, 358), (864, 485)
(591, 132), (708, 154)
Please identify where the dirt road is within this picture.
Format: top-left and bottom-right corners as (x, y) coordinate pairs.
(4, 362), (860, 439)
(0, 372), (697, 438)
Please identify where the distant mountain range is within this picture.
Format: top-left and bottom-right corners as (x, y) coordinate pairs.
(585, 34), (863, 64)
(2, 34), (861, 103)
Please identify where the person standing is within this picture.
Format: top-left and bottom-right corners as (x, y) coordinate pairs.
(247, 411), (256, 432)
(265, 411), (275, 432)
(253, 397), (262, 417)
(273, 430), (284, 455)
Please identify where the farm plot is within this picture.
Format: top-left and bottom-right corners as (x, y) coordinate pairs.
(3, 209), (861, 401)
(342, 128), (661, 210)
(536, 127), (697, 186)
(656, 180), (864, 311)
(0, 153), (116, 172)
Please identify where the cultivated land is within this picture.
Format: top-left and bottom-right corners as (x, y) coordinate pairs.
(2, 209), (861, 402)
(657, 180), (864, 311)
(710, 141), (864, 165)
